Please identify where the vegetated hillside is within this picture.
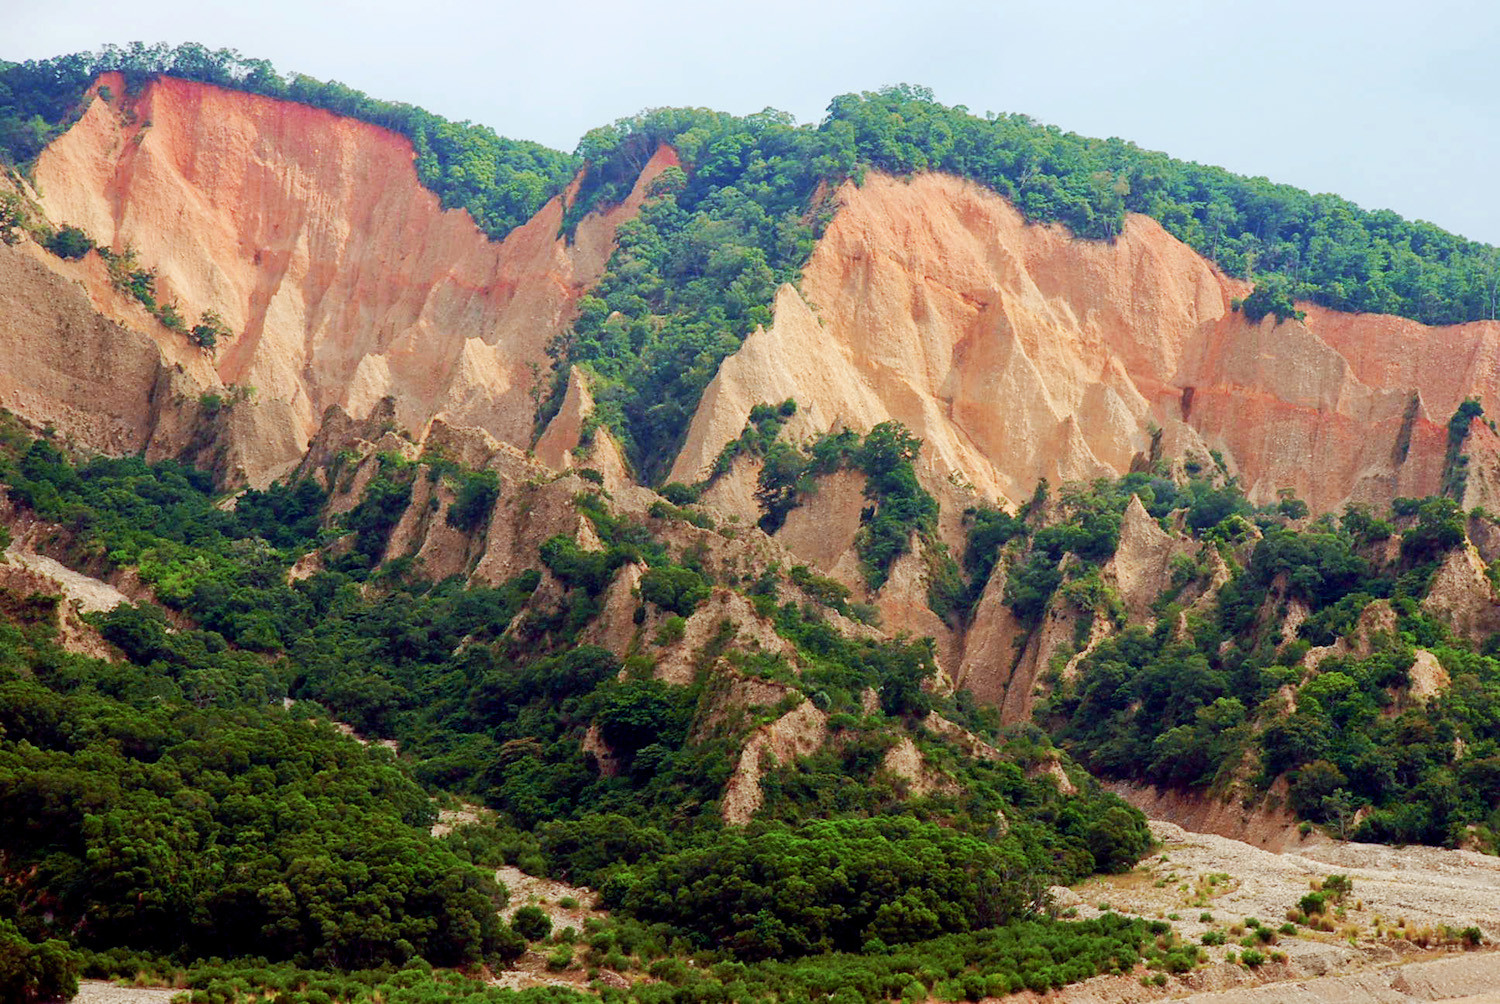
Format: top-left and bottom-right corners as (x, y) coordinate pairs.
(4, 49), (1500, 513)
(0, 409), (1179, 1002)
(5, 43), (1500, 1002)
(669, 388), (1500, 857)
(2, 390), (1498, 1002)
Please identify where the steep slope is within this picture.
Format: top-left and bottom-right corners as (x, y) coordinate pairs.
(24, 73), (674, 484)
(672, 172), (1499, 515)
(0, 240), (205, 456)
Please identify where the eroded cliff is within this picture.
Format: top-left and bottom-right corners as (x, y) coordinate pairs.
(23, 73), (675, 484)
(671, 172), (1500, 516)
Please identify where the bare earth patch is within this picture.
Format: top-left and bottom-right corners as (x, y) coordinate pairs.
(1043, 820), (1500, 1003)
(495, 866), (604, 931)
(72, 982), (179, 1004)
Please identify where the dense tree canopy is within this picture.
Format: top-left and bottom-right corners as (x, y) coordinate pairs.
(0, 418), (1157, 998)
(1035, 476), (1500, 850)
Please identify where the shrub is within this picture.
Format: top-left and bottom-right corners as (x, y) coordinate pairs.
(659, 483), (700, 505)
(447, 469), (500, 532)
(0, 920), (81, 1004)
(511, 906), (552, 942)
(639, 565), (710, 616)
(653, 615), (686, 646)
(189, 309), (231, 350)
(44, 224), (94, 259)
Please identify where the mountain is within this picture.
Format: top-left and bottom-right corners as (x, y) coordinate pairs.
(2, 46), (1500, 1003)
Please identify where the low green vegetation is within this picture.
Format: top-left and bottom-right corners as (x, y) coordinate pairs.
(1029, 472), (1500, 850)
(0, 920), (80, 1004)
(0, 425), (1161, 999)
(51, 912), (1169, 1003)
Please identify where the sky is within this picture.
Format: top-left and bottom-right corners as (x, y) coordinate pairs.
(8, 0), (1500, 244)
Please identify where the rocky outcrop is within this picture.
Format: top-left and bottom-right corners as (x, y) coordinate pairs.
(0, 242), (216, 466)
(0, 553), (116, 659)
(1422, 544), (1500, 644)
(773, 469), (867, 582)
(672, 172), (1500, 516)
(29, 74), (675, 485)
(880, 736), (956, 797)
(651, 588), (795, 686)
(721, 699), (828, 824)
(1107, 780), (1305, 851)
(954, 560), (1028, 706)
(1105, 495), (1187, 620)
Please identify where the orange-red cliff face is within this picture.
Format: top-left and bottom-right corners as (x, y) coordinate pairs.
(24, 73), (675, 483)
(13, 76), (1500, 518)
(672, 172), (1500, 516)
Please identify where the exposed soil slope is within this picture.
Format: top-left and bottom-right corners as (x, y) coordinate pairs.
(29, 74), (675, 484)
(673, 173), (1500, 515)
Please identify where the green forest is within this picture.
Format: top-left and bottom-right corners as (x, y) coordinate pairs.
(0, 418), (1170, 1001)
(5, 393), (1498, 999)
(951, 469), (1500, 851)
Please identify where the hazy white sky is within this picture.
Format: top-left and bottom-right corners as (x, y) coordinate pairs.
(8, 0), (1499, 243)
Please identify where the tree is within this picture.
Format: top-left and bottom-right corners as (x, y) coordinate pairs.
(638, 565), (710, 616)
(0, 193), (24, 245)
(0, 921), (80, 1004)
(1321, 789), (1359, 841)
(189, 309), (230, 350)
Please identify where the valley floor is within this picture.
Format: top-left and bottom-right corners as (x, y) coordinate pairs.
(1051, 820), (1500, 1003)
(68, 815), (1500, 1003)
(73, 984), (178, 1003)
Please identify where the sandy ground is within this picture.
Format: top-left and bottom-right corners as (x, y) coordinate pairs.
(73, 982), (179, 1004)
(3, 545), (129, 612)
(1065, 821), (1500, 951)
(1040, 820), (1500, 1003)
(494, 865), (604, 931)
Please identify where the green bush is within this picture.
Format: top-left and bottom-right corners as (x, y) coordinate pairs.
(0, 920), (81, 1004)
(639, 565), (710, 616)
(446, 469), (499, 532)
(512, 906), (553, 942)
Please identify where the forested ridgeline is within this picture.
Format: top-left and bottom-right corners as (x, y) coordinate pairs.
(5, 47), (1500, 483)
(0, 418), (1179, 1001)
(0, 43), (578, 240)
(550, 87), (1500, 476)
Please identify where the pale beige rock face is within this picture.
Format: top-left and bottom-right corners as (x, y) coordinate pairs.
(0, 242), (205, 459)
(535, 366), (596, 472)
(774, 469), (867, 580)
(31, 74), (676, 485)
(721, 699), (827, 825)
(1422, 544), (1500, 644)
(1106, 494), (1188, 621)
(672, 172), (1500, 515)
(955, 564), (1028, 705)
